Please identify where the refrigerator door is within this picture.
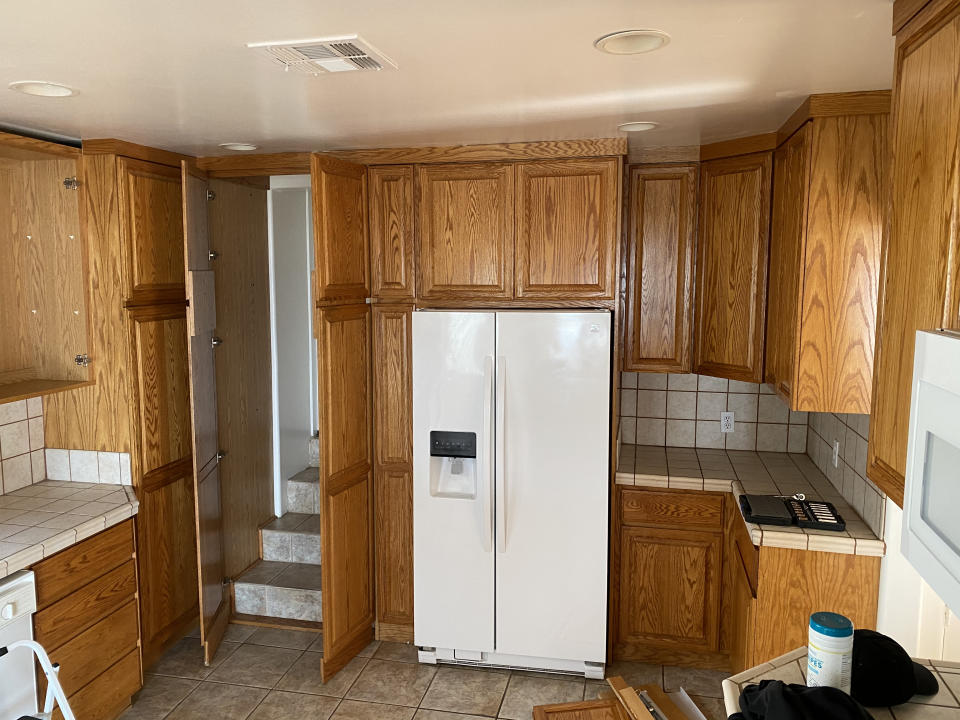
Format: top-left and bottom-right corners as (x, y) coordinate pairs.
(413, 311), (496, 652)
(494, 311), (611, 662)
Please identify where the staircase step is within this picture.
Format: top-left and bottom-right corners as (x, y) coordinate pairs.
(261, 513), (322, 564)
(286, 467), (320, 514)
(233, 560), (323, 622)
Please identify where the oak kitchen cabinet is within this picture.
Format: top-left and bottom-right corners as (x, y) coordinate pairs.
(414, 157), (621, 301)
(694, 149), (772, 383)
(514, 158), (619, 300)
(614, 487), (726, 666)
(32, 520), (141, 720)
(416, 162), (515, 300)
(369, 165), (415, 299)
(623, 164), (698, 372)
(765, 93), (889, 414)
(869, 0), (960, 506)
(0, 131), (91, 404)
(613, 486), (881, 672)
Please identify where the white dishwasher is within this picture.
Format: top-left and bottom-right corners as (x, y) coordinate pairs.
(0, 571), (38, 718)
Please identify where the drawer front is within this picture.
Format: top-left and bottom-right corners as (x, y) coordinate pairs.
(34, 520), (135, 609)
(34, 559), (138, 650)
(42, 601), (139, 698)
(621, 488), (724, 531)
(52, 648), (141, 720)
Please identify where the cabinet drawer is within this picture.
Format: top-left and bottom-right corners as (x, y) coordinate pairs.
(42, 601), (139, 699)
(52, 648), (141, 720)
(33, 520), (134, 609)
(621, 489), (724, 531)
(34, 559), (138, 650)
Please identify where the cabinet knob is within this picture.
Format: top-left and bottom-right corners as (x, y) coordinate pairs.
(1, 603), (14, 620)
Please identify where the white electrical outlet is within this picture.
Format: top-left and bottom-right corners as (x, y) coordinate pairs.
(833, 440), (840, 468)
(720, 411), (734, 433)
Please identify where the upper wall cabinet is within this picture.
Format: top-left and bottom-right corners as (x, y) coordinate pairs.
(417, 162), (515, 300)
(514, 158), (619, 300)
(369, 165), (415, 299)
(117, 158), (185, 306)
(312, 154), (369, 303)
(694, 151), (773, 383)
(0, 131), (91, 403)
(623, 164), (698, 373)
(870, 0), (960, 506)
(765, 93), (888, 414)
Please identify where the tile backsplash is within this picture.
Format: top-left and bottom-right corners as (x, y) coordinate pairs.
(805, 411), (885, 537)
(620, 372), (807, 452)
(45, 448), (132, 485)
(0, 397), (46, 492)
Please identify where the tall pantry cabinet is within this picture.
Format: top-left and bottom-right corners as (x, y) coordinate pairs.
(44, 144), (199, 670)
(869, 0), (960, 505)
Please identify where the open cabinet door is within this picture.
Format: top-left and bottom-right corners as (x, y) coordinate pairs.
(181, 159), (229, 665)
(312, 154), (376, 680)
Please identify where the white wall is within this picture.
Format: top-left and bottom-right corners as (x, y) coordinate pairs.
(268, 176), (315, 514)
(878, 498), (960, 660)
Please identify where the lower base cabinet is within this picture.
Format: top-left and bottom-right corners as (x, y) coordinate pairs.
(613, 487), (881, 673)
(31, 519), (142, 720)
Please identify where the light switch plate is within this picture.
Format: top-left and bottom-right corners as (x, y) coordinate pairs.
(720, 411), (734, 433)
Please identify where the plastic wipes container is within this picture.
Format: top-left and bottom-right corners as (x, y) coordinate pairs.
(807, 611), (854, 693)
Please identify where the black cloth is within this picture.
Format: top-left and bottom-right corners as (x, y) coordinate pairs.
(727, 680), (874, 720)
(851, 629), (939, 707)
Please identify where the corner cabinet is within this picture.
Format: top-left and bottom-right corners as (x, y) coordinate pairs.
(869, 0), (960, 505)
(623, 164), (698, 372)
(765, 98), (888, 414)
(416, 162), (515, 300)
(514, 158), (619, 300)
(0, 131), (91, 403)
(694, 152), (772, 383)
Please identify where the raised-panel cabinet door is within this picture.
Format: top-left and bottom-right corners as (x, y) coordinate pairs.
(317, 303), (375, 680)
(694, 152), (773, 383)
(371, 304), (414, 638)
(417, 162), (514, 299)
(869, 1), (960, 505)
(617, 526), (721, 654)
(624, 164), (698, 372)
(181, 160), (228, 666)
(514, 158), (619, 299)
(117, 157), (185, 305)
(369, 166), (415, 299)
(128, 302), (199, 669)
(312, 155), (369, 302)
(765, 125), (811, 401)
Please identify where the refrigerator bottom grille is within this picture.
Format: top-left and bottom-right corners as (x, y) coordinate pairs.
(416, 648), (605, 680)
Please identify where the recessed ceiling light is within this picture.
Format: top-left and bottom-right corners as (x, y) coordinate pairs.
(594, 30), (670, 55)
(218, 142), (259, 152)
(8, 80), (75, 97)
(618, 121), (659, 133)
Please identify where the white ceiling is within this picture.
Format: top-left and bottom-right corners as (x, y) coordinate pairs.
(0, 0), (895, 156)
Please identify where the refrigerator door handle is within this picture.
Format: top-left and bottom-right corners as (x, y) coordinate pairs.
(496, 355), (506, 553)
(481, 355), (494, 553)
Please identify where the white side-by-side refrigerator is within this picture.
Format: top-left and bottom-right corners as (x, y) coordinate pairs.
(412, 310), (611, 679)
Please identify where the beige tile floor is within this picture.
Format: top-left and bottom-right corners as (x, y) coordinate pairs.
(121, 626), (728, 720)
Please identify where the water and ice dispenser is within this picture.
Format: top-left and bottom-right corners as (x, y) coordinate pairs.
(429, 431), (478, 499)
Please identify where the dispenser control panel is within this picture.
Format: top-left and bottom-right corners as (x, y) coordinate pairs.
(430, 431), (477, 459)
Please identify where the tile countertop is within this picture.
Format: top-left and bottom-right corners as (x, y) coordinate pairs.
(723, 647), (960, 719)
(0, 480), (139, 579)
(616, 444), (884, 557)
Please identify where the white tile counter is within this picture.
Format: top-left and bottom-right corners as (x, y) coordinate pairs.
(0, 480), (139, 578)
(616, 445), (885, 557)
(723, 647), (960, 719)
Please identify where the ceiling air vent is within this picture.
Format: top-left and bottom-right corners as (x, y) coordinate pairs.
(247, 35), (397, 74)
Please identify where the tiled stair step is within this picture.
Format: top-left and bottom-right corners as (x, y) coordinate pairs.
(261, 513), (322, 564)
(233, 560), (323, 622)
(286, 467), (320, 514)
